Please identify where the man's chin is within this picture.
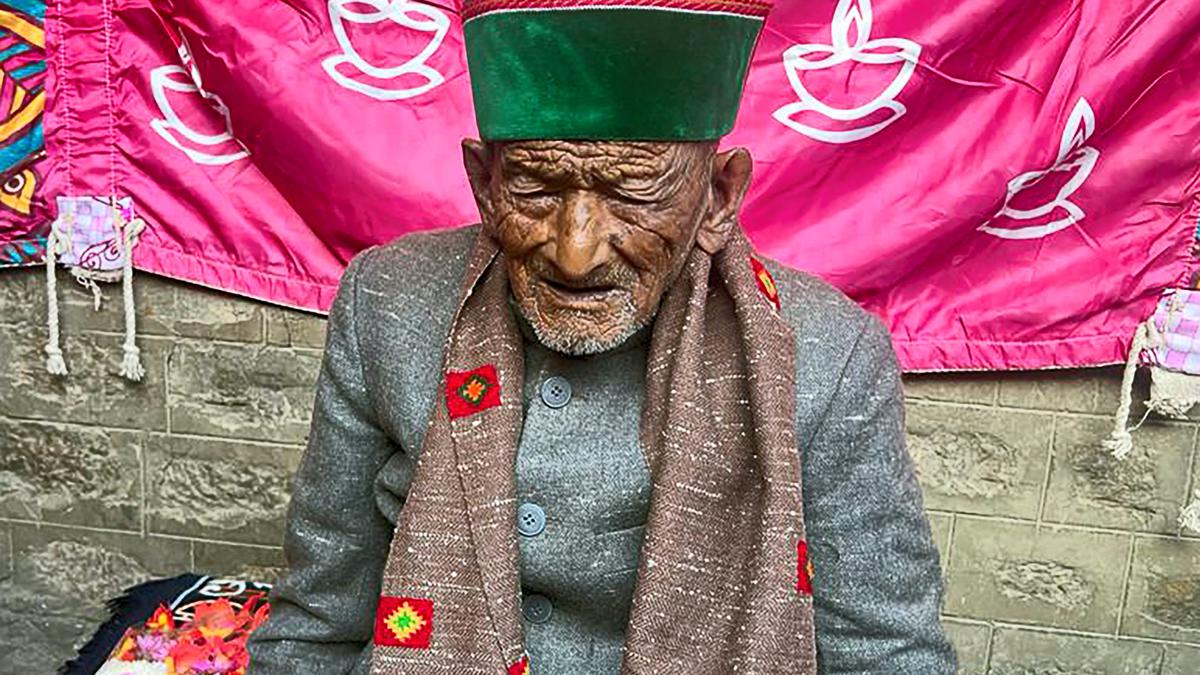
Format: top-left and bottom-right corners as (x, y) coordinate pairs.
(526, 316), (645, 356)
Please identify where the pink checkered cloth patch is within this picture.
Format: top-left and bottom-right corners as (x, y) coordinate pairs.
(53, 195), (136, 274)
(1144, 289), (1200, 375)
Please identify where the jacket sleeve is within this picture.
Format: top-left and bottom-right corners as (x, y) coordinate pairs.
(802, 318), (957, 674)
(248, 250), (397, 674)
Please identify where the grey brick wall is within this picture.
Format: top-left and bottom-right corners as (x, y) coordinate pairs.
(2, 267), (1198, 673)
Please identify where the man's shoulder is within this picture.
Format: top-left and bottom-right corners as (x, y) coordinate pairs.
(756, 259), (899, 448)
(336, 227), (481, 445)
(348, 224), (477, 309)
(352, 224), (479, 294)
(760, 257), (886, 350)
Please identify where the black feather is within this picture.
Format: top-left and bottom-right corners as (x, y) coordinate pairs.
(59, 574), (203, 675)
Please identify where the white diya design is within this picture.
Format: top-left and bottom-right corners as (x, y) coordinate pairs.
(980, 98), (1100, 240)
(149, 43), (250, 166)
(773, 0), (922, 144)
(322, 0), (449, 101)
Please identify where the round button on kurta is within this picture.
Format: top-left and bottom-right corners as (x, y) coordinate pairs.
(517, 503), (546, 537)
(540, 376), (572, 408)
(522, 594), (553, 623)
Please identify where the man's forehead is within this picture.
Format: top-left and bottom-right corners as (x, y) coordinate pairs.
(499, 140), (683, 178)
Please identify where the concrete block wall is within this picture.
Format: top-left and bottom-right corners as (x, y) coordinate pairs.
(1, 267), (1198, 673)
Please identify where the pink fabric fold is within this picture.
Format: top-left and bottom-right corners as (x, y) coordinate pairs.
(34, 0), (1200, 371)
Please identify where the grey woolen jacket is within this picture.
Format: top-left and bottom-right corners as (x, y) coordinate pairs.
(247, 226), (956, 674)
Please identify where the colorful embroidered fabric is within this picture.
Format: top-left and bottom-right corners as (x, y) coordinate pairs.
(507, 655), (531, 675)
(0, 0), (47, 267)
(19, 0), (1200, 371)
(796, 539), (813, 595)
(445, 364), (502, 419)
(750, 256), (781, 312)
(374, 596), (435, 648)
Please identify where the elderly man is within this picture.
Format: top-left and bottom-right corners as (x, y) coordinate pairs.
(249, 0), (955, 673)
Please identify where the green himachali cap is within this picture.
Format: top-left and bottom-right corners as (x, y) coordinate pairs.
(461, 0), (772, 141)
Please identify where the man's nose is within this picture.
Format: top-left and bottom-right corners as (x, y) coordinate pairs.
(553, 191), (610, 280)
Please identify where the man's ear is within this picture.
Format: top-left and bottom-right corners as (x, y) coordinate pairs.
(462, 138), (495, 226)
(696, 147), (752, 255)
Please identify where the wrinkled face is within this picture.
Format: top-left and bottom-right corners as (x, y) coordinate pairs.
(475, 140), (719, 355)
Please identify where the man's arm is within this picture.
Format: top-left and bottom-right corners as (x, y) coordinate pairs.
(249, 250), (397, 674)
(802, 318), (956, 674)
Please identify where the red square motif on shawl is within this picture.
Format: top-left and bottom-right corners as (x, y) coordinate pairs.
(750, 257), (781, 311)
(508, 655), (531, 675)
(375, 596), (434, 648)
(445, 365), (502, 419)
(797, 539), (814, 595)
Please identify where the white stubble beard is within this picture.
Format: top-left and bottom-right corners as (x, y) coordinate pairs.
(517, 289), (653, 356)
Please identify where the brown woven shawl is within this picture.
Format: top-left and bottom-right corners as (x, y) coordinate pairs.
(369, 226), (816, 674)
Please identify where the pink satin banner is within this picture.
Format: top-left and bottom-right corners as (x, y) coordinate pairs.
(40, 0), (1200, 370)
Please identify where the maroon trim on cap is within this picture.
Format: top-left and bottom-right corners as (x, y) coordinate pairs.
(462, 0), (772, 22)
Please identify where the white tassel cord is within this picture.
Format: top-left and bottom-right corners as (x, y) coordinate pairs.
(74, 272), (104, 310)
(1100, 305), (1200, 533)
(43, 215), (69, 376)
(1102, 319), (1159, 459)
(1147, 368), (1200, 419)
(114, 207), (144, 382)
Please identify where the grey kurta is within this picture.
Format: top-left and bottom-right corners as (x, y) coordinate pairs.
(247, 226), (956, 674)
